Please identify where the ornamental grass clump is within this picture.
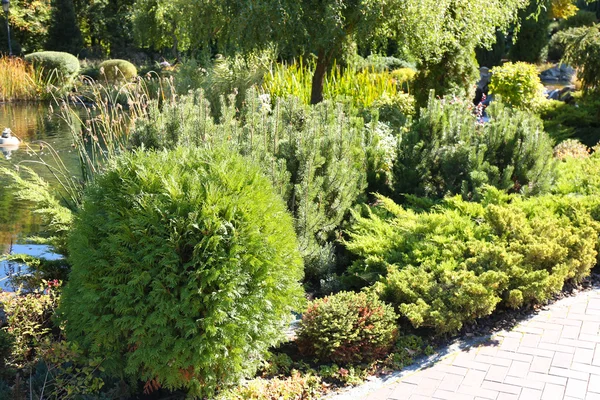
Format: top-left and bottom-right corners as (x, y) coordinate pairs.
(59, 146), (304, 398)
(296, 291), (398, 364)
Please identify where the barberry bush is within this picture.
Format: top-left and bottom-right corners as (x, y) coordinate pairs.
(296, 291), (398, 364)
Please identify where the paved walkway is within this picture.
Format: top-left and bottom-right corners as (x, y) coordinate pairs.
(329, 288), (600, 400)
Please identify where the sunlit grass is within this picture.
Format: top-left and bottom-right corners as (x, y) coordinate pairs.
(0, 56), (39, 102)
(262, 60), (400, 108)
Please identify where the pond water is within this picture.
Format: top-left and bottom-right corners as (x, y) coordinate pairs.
(0, 102), (82, 291)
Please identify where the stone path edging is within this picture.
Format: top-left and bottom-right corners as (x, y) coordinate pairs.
(326, 287), (600, 400)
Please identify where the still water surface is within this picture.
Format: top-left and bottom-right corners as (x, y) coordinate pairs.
(0, 102), (82, 290)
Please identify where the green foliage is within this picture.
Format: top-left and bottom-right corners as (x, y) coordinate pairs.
(219, 371), (323, 400)
(24, 51), (80, 93)
(395, 94), (555, 200)
(1, 283), (60, 369)
(476, 31), (506, 68)
(391, 68), (416, 93)
(297, 291), (398, 364)
(554, 139), (590, 160)
(130, 90), (367, 293)
(548, 30), (572, 60)
(0, 166), (74, 255)
(262, 61), (399, 109)
(46, 0), (83, 54)
(345, 189), (600, 335)
(413, 47), (479, 107)
(489, 62), (547, 109)
(1, 0), (52, 53)
(60, 146), (304, 397)
(540, 92), (600, 145)
(553, 146), (600, 195)
(99, 59), (138, 83)
(510, 0), (551, 63)
(559, 9), (598, 30)
(562, 24), (600, 92)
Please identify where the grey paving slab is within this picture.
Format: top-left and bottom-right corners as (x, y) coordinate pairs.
(326, 288), (600, 400)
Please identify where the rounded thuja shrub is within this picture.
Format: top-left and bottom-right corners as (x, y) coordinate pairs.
(59, 146), (304, 397)
(24, 51), (80, 92)
(297, 291), (398, 364)
(99, 59), (137, 83)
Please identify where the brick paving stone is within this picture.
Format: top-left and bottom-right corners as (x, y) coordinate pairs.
(333, 290), (600, 400)
(530, 356), (553, 373)
(566, 379), (589, 399)
(575, 348), (595, 364)
(481, 381), (522, 395)
(486, 365), (510, 383)
(541, 383), (566, 400)
(462, 370), (487, 388)
(519, 388), (542, 400)
(437, 373), (464, 392)
(552, 351), (575, 368)
(497, 393), (519, 400)
(587, 375), (600, 393)
(549, 366), (590, 381)
(504, 376), (545, 390)
(456, 384), (499, 399)
(507, 360), (530, 377)
(432, 388), (474, 400)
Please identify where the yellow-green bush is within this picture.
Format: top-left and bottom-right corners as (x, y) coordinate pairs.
(345, 189), (599, 335)
(391, 68), (416, 93)
(489, 62), (546, 109)
(99, 59), (138, 82)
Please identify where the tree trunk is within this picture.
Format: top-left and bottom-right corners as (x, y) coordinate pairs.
(310, 49), (329, 105)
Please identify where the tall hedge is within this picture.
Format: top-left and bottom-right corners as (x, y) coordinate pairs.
(59, 147), (304, 397)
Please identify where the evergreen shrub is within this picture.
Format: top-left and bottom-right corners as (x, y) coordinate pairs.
(59, 147), (305, 397)
(489, 62), (547, 109)
(509, 0), (550, 63)
(24, 51), (79, 90)
(297, 291), (398, 364)
(99, 59), (138, 82)
(345, 189), (600, 335)
(130, 90), (367, 294)
(395, 94), (555, 200)
(562, 24), (600, 92)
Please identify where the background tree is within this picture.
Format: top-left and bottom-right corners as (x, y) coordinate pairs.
(0, 0), (52, 54)
(46, 0), (83, 54)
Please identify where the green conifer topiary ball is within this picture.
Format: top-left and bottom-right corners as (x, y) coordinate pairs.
(59, 146), (304, 397)
(99, 59), (138, 82)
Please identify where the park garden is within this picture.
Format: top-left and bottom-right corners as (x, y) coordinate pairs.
(1, 0), (600, 398)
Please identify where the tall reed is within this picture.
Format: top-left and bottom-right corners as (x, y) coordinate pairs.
(0, 56), (39, 101)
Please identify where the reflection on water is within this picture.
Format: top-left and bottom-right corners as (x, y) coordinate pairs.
(0, 102), (82, 290)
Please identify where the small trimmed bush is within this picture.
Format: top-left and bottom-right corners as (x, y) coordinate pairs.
(297, 291), (398, 364)
(489, 62), (546, 109)
(99, 59), (138, 83)
(60, 146), (304, 398)
(554, 139), (590, 160)
(24, 51), (79, 91)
